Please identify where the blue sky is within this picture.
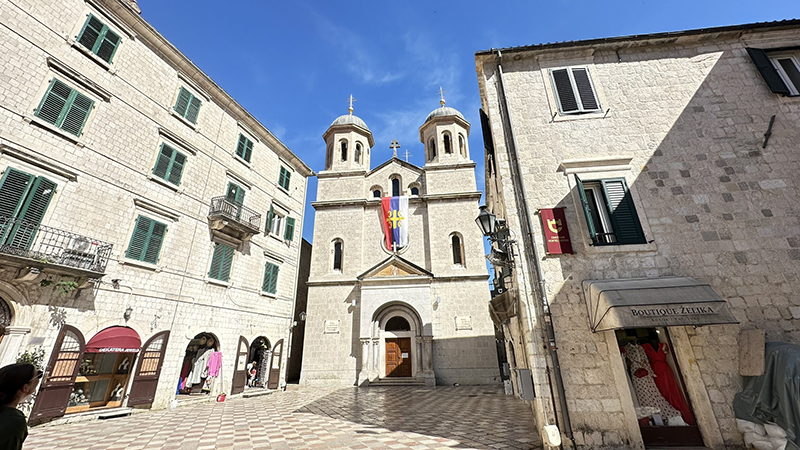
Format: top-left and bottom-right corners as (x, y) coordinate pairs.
(137, 0), (798, 243)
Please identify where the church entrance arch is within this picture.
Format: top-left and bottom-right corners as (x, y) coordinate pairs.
(375, 303), (421, 379)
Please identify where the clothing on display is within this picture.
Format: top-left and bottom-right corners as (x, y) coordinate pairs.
(644, 342), (695, 425)
(623, 343), (685, 426)
(207, 352), (222, 378)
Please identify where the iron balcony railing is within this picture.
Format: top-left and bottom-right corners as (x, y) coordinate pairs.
(208, 196), (261, 232)
(0, 216), (113, 273)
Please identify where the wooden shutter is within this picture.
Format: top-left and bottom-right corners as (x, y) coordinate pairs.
(95, 27), (120, 63)
(601, 179), (645, 245)
(284, 217), (295, 241)
(262, 263), (279, 293)
(231, 336), (249, 395)
(143, 221), (166, 264)
(8, 176), (57, 249)
(226, 183), (244, 205)
(0, 168), (35, 243)
(283, 169), (291, 189)
(174, 87), (191, 116)
(128, 331), (170, 406)
(35, 79), (71, 126)
(572, 68), (599, 111)
(30, 325), (85, 421)
(126, 216), (151, 260)
(209, 243), (234, 281)
(60, 91), (94, 136)
(266, 205), (274, 233)
(152, 144), (174, 180)
(574, 175), (598, 244)
(185, 96), (201, 124)
(551, 69), (578, 113)
(168, 151), (186, 185)
(77, 15), (103, 51)
(236, 134), (253, 162)
(747, 48), (790, 95)
(267, 339), (283, 389)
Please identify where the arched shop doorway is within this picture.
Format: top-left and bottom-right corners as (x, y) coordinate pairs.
(31, 325), (156, 422)
(249, 336), (270, 388)
(177, 332), (222, 396)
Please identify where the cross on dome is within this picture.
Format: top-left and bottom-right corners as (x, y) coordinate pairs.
(347, 94), (356, 115)
(438, 87), (446, 107)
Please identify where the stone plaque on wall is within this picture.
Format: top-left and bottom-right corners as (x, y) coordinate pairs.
(324, 320), (340, 334)
(455, 316), (472, 331)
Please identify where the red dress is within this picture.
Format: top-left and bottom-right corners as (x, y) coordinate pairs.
(644, 342), (695, 425)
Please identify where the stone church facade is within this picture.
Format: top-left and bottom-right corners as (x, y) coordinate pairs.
(300, 103), (499, 386)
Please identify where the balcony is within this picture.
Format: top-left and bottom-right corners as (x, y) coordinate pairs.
(207, 196), (261, 241)
(0, 216), (113, 277)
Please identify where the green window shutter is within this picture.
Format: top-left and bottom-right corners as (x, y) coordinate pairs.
(142, 221), (166, 264)
(226, 183), (244, 205)
(60, 90), (94, 136)
(77, 15), (103, 52)
(174, 87), (191, 117)
(262, 262), (279, 294)
(747, 48), (790, 95)
(574, 175), (598, 244)
(95, 27), (120, 63)
(551, 69), (578, 113)
(35, 79), (71, 126)
(236, 134), (253, 162)
(126, 216), (151, 260)
(266, 205), (274, 232)
(279, 167), (291, 190)
(0, 168), (36, 243)
(601, 179), (645, 245)
(278, 168), (285, 188)
(209, 243), (234, 281)
(8, 176), (57, 249)
(284, 217), (295, 241)
(168, 151), (186, 185)
(152, 144), (174, 180)
(572, 68), (599, 111)
(185, 96), (201, 124)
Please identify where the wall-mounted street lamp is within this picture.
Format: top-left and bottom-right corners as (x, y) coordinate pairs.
(123, 306), (133, 322)
(476, 206), (515, 295)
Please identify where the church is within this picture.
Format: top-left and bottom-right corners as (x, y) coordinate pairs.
(300, 99), (500, 386)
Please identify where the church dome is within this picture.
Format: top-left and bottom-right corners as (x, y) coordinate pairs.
(331, 114), (370, 131)
(424, 106), (464, 123)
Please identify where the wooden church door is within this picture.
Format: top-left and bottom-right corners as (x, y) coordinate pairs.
(385, 338), (411, 377)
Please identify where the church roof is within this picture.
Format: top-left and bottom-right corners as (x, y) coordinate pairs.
(424, 106), (464, 123)
(357, 254), (433, 281)
(331, 114), (370, 131)
(368, 156), (422, 177)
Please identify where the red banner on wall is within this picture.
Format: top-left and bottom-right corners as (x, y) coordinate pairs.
(540, 207), (573, 254)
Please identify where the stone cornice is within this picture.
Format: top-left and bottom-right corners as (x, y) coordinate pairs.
(423, 161), (477, 171)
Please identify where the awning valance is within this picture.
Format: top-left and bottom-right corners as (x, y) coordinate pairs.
(583, 277), (738, 333)
(85, 326), (141, 353)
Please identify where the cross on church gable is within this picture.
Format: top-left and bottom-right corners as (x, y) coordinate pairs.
(389, 140), (400, 158)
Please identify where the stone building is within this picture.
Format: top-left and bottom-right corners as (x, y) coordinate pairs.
(0, 0), (311, 422)
(475, 20), (800, 449)
(300, 102), (499, 386)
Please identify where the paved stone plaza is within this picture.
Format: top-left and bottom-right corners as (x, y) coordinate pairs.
(25, 386), (542, 450)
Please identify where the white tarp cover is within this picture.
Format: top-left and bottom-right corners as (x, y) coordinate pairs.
(583, 277), (738, 332)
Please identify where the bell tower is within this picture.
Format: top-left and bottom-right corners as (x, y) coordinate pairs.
(419, 89), (470, 166)
(322, 96), (375, 172)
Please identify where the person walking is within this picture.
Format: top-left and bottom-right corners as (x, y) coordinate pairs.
(248, 361), (258, 387)
(0, 363), (42, 450)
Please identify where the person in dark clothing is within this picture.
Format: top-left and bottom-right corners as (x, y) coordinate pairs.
(0, 363), (41, 450)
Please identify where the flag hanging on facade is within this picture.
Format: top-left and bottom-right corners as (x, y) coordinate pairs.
(381, 196), (409, 251)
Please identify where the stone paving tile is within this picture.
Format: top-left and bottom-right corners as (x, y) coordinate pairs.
(25, 385), (541, 449)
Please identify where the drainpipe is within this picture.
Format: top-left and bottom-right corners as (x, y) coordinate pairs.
(492, 49), (575, 449)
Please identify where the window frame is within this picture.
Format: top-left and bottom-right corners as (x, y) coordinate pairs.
(76, 14), (121, 64)
(450, 233), (465, 267)
(235, 133), (254, 163)
(261, 261), (280, 294)
(770, 53), (800, 96)
(266, 204), (286, 237)
(575, 175), (646, 246)
(278, 166), (291, 191)
(34, 78), (95, 137)
(548, 66), (602, 115)
(173, 86), (202, 124)
(0, 167), (58, 249)
(332, 239), (343, 272)
(151, 143), (187, 186)
(125, 215), (168, 264)
(208, 242), (235, 282)
(283, 216), (295, 242)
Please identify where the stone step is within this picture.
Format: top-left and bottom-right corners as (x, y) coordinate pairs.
(97, 408), (132, 420)
(242, 388), (273, 398)
(369, 377), (426, 386)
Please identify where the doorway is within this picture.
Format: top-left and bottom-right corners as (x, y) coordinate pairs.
(177, 332), (219, 396)
(385, 337), (412, 377)
(616, 327), (703, 447)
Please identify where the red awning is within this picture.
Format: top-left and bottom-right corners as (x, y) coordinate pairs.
(85, 326), (141, 353)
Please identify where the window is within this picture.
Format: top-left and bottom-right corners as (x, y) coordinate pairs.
(332, 239), (343, 271)
(429, 138), (436, 159)
(173, 87), (201, 124)
(340, 141), (348, 161)
(373, 190), (381, 198)
(266, 205), (285, 236)
(152, 143), (186, 186)
(391, 178), (400, 197)
(325, 143), (333, 170)
(208, 243), (234, 282)
(35, 79), (94, 136)
(410, 186), (419, 196)
(284, 217), (295, 241)
(747, 48), (800, 96)
(443, 133), (452, 154)
(262, 262), (279, 294)
(235, 133), (254, 163)
(126, 215), (167, 264)
(550, 67), (600, 114)
(0, 168), (57, 249)
(458, 134), (466, 157)
(76, 14), (121, 63)
(278, 166), (291, 190)
(385, 316), (410, 332)
(226, 182), (245, 205)
(355, 143), (362, 165)
(451, 233), (464, 266)
(575, 175), (645, 245)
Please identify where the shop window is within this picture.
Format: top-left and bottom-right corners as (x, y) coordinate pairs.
(70, 352), (134, 411)
(152, 143), (186, 186)
(76, 14), (121, 63)
(235, 133), (254, 163)
(178, 333), (220, 395)
(173, 86), (201, 124)
(332, 239), (343, 271)
(262, 262), (279, 294)
(278, 166), (291, 190)
(126, 215), (167, 264)
(208, 243), (234, 282)
(549, 67), (601, 115)
(35, 79), (94, 136)
(575, 175), (645, 245)
(0, 167), (57, 249)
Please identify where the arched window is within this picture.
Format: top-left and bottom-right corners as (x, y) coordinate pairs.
(429, 138), (436, 159)
(333, 240), (343, 271)
(458, 134), (466, 157)
(373, 190), (381, 198)
(391, 178), (400, 197)
(326, 143), (333, 170)
(385, 316), (410, 332)
(410, 186), (419, 196)
(451, 233), (464, 266)
(340, 141), (348, 161)
(355, 142), (362, 165)
(443, 133), (452, 154)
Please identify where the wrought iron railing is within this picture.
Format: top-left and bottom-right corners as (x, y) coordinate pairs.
(208, 196), (261, 231)
(0, 216), (113, 273)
